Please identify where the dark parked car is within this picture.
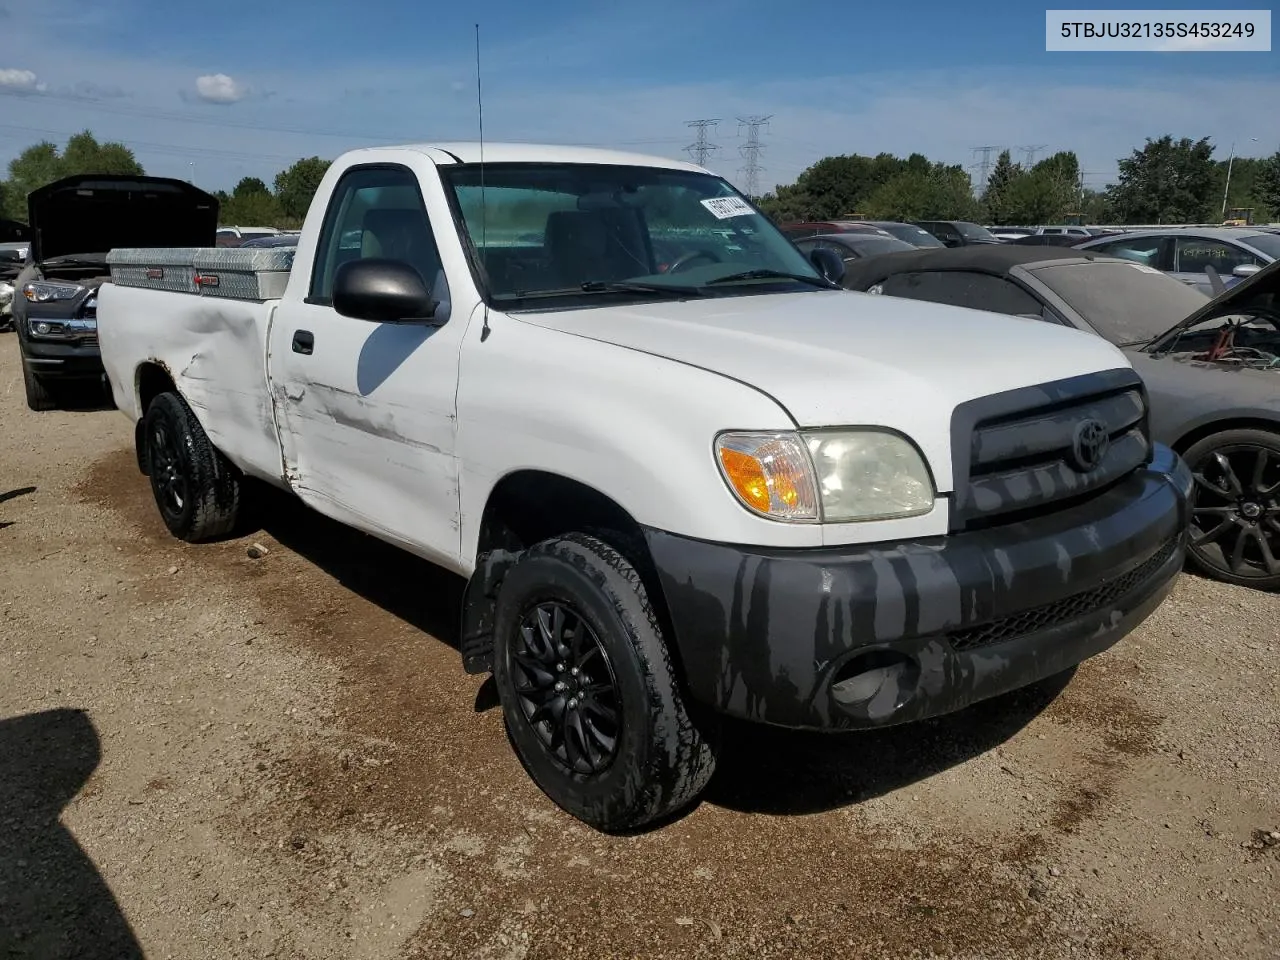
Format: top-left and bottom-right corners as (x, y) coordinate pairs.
(13, 175), (219, 410)
(912, 220), (1003, 247)
(238, 233), (299, 248)
(841, 245), (1280, 590)
(1010, 233), (1101, 247)
(791, 232), (917, 262)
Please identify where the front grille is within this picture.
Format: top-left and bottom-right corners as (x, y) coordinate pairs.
(951, 373), (1151, 530)
(946, 535), (1179, 653)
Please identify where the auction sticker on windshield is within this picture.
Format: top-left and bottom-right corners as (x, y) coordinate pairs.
(701, 196), (755, 219)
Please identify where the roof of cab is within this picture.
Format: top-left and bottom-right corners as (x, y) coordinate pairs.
(340, 141), (707, 172)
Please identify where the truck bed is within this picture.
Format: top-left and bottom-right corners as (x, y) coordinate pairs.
(97, 250), (289, 486)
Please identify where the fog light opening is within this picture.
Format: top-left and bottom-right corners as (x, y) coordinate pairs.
(829, 649), (920, 710)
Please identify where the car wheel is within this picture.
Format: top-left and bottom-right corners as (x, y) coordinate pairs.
(21, 359), (57, 411)
(1182, 428), (1280, 590)
(491, 533), (718, 832)
(141, 391), (242, 542)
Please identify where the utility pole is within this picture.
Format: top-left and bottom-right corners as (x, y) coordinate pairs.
(1019, 144), (1048, 167)
(736, 115), (772, 198)
(684, 119), (721, 167)
(971, 146), (999, 196)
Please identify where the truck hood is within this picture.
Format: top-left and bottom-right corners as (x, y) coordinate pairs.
(512, 289), (1133, 430)
(27, 174), (219, 264)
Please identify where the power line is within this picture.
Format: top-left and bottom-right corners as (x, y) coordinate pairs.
(736, 115), (772, 198)
(684, 118), (720, 167)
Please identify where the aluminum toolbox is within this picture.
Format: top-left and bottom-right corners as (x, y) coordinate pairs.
(107, 247), (296, 301)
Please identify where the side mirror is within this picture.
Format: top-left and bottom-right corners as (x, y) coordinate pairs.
(808, 247), (846, 285)
(333, 258), (438, 324)
(1232, 263), (1262, 279)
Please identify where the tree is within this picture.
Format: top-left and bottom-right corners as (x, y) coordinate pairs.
(232, 176), (271, 198)
(1256, 151), (1280, 222)
(2, 131), (143, 220)
(982, 150), (1022, 224)
(273, 157), (331, 223)
(1107, 135), (1217, 224)
(998, 151), (1082, 224)
(864, 164), (981, 222)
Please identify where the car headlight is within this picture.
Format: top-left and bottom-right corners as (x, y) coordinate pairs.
(715, 429), (935, 523)
(23, 280), (86, 302)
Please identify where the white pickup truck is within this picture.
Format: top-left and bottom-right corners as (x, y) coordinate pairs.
(97, 142), (1192, 832)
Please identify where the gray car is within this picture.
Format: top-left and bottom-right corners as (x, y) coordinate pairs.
(1074, 227), (1280, 296)
(840, 245), (1280, 591)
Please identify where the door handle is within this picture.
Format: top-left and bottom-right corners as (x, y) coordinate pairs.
(292, 330), (314, 355)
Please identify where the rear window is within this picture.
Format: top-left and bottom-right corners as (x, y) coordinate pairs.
(1031, 260), (1209, 345)
(1242, 233), (1280, 259)
(881, 224), (945, 247)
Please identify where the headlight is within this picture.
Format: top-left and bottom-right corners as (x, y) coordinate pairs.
(715, 429), (935, 523)
(23, 280), (86, 302)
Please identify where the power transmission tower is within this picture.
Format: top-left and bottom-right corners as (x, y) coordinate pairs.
(736, 115), (772, 197)
(971, 145), (999, 195)
(1019, 144), (1048, 167)
(684, 119), (721, 166)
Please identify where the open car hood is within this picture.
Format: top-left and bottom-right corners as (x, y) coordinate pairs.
(27, 174), (219, 264)
(1147, 258), (1280, 351)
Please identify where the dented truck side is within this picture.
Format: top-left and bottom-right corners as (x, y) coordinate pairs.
(97, 142), (1191, 832)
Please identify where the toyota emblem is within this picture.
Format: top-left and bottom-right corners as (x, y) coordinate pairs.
(1070, 419), (1110, 473)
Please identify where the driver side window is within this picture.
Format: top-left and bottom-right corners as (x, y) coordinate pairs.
(309, 165), (447, 308)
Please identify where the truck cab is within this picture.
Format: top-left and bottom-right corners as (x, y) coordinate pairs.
(96, 143), (1192, 833)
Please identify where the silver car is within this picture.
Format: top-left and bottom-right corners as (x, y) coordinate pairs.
(1075, 227), (1279, 295)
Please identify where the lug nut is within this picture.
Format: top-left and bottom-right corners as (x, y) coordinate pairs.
(570, 667), (579, 676)
(568, 698), (579, 709)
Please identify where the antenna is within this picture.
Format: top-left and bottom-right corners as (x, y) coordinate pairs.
(475, 23), (491, 341)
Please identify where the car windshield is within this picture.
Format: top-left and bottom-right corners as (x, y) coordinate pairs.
(1030, 259), (1211, 345)
(880, 224), (945, 247)
(440, 162), (826, 307)
(956, 222), (998, 241)
(1241, 233), (1280, 259)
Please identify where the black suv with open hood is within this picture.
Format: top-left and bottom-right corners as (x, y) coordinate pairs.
(14, 174), (218, 410)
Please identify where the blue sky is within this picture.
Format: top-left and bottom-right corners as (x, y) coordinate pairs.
(1, 0), (1276, 195)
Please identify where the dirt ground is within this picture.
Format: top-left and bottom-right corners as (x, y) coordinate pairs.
(1, 341), (1277, 960)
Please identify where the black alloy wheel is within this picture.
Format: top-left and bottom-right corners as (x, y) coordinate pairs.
(510, 600), (622, 776)
(1183, 428), (1280, 590)
(148, 415), (189, 522)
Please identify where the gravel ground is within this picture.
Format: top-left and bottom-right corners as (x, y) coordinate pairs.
(1, 339), (1277, 960)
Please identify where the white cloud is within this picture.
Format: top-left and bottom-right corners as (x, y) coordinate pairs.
(0, 67), (47, 93)
(194, 73), (249, 104)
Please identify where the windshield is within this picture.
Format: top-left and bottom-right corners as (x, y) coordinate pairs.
(880, 223), (945, 248)
(440, 163), (825, 307)
(1030, 259), (1210, 345)
(956, 222), (998, 241)
(1241, 233), (1280, 259)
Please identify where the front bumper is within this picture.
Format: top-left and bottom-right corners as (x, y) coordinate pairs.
(20, 336), (103, 379)
(644, 443), (1191, 731)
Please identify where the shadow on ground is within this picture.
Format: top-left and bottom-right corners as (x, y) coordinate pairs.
(0, 708), (144, 959)
(241, 478), (466, 651)
(704, 667), (1074, 816)
(0, 485), (36, 530)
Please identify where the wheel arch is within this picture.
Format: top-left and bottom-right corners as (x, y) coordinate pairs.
(132, 360), (179, 475)
(459, 469), (680, 681)
(1171, 415), (1280, 458)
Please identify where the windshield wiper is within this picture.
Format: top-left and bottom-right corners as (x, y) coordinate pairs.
(702, 269), (840, 289)
(580, 279), (707, 296)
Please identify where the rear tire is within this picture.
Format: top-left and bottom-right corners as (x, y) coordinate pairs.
(492, 533), (717, 832)
(21, 359), (56, 411)
(141, 391), (242, 542)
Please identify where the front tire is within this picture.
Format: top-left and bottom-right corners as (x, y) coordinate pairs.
(1182, 428), (1280, 590)
(21, 359), (57, 411)
(492, 533), (718, 832)
(141, 391), (242, 542)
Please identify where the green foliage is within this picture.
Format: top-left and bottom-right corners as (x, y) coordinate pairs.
(864, 164), (981, 221)
(1256, 151), (1280, 223)
(983, 150), (1022, 224)
(755, 152), (922, 221)
(273, 156), (332, 223)
(2, 131), (143, 220)
(1108, 135), (1217, 224)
